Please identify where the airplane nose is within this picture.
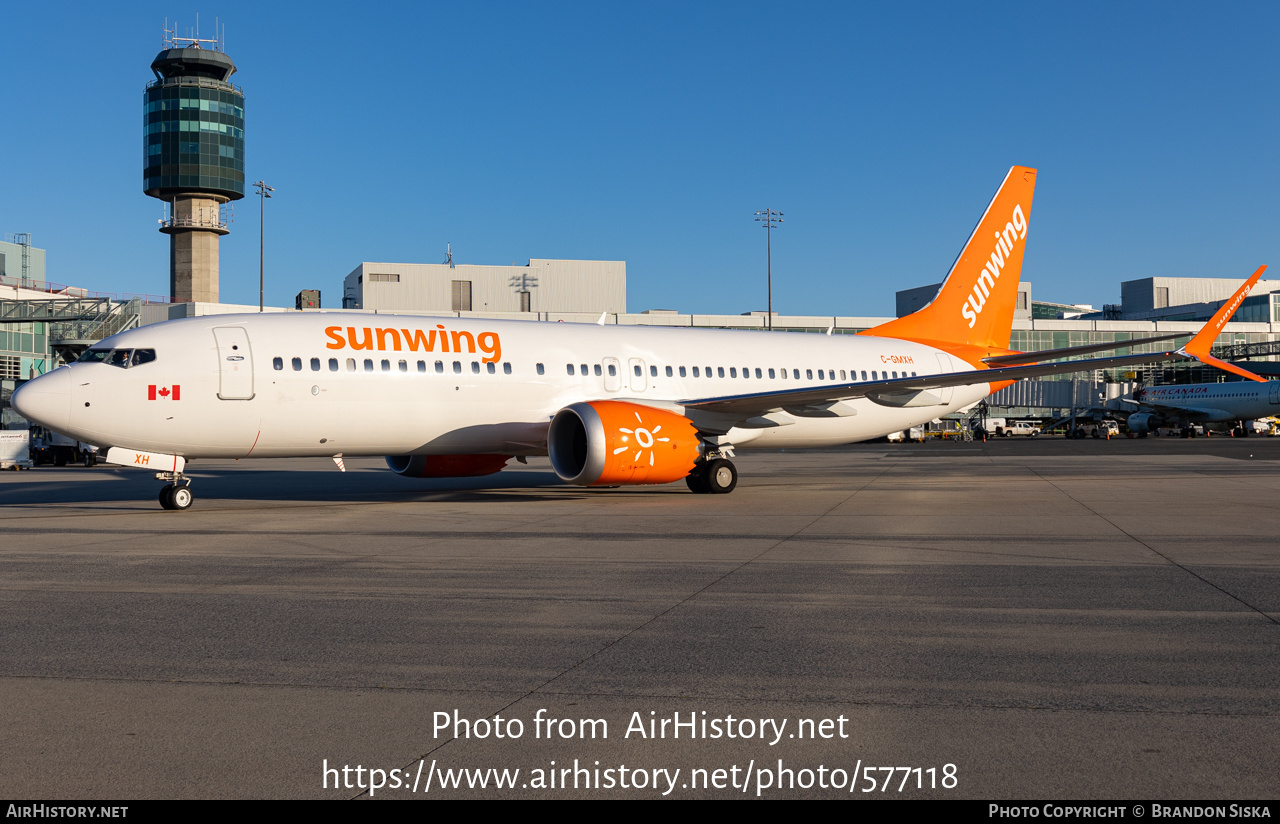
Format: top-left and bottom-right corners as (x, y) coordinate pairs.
(11, 368), (71, 431)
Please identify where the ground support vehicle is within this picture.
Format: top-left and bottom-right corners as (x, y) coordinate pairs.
(1, 430), (33, 470)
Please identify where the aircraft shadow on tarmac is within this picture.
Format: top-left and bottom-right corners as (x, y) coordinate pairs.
(0, 466), (602, 507)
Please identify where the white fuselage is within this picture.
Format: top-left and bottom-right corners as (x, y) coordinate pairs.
(1137, 382), (1280, 424)
(19, 313), (993, 460)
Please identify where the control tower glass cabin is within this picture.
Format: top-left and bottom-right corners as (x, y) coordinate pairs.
(143, 46), (245, 303)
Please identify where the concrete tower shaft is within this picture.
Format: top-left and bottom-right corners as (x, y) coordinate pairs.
(143, 41), (245, 303)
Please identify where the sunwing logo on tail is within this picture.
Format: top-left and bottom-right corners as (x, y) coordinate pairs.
(961, 204), (1027, 329)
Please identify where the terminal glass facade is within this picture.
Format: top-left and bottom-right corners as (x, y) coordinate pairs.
(0, 322), (48, 381)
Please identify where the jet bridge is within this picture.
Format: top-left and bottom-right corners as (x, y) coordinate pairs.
(0, 296), (142, 365)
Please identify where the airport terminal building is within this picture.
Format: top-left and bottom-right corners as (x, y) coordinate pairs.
(342, 259), (627, 316)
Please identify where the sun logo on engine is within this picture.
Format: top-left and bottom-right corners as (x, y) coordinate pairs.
(613, 410), (671, 466)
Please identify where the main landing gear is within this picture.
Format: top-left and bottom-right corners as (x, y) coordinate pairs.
(156, 471), (194, 510)
(685, 458), (738, 494)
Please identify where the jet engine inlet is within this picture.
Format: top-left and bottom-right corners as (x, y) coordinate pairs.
(548, 401), (701, 486)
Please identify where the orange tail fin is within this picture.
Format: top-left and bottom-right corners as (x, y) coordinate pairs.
(863, 166), (1037, 351)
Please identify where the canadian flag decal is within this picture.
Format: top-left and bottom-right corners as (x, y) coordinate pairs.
(148, 385), (181, 400)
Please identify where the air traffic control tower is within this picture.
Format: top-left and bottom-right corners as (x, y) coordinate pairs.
(143, 29), (245, 302)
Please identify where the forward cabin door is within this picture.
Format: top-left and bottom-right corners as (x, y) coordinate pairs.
(213, 327), (255, 400)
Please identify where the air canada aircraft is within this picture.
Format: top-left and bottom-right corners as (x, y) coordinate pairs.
(1125, 379), (1278, 438)
(1121, 269), (1276, 437)
(11, 166), (1267, 509)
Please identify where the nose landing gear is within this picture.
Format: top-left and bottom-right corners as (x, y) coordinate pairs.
(156, 471), (194, 510)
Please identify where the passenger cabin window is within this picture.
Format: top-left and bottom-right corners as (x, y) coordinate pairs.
(418, 361), (427, 373)
(346, 358), (356, 373)
(292, 357), (303, 371)
(471, 362), (480, 374)
(487, 362), (496, 374)
(364, 359), (374, 372)
(273, 357), (284, 371)
(650, 365), (657, 377)
(381, 359), (391, 372)
(678, 366), (686, 377)
(537, 363), (545, 375)
(311, 357), (321, 371)
(435, 361), (444, 373)
(634, 365), (642, 377)
(692, 367), (700, 377)
(398, 360), (408, 373)
(503, 363), (512, 375)
(717, 367), (725, 378)
(608, 364), (616, 376)
(666, 366), (673, 377)
(567, 364), (575, 376)
(593, 364), (602, 376)
(453, 361), (462, 374)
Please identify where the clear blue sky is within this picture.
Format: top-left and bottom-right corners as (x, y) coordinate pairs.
(3, 2), (1279, 315)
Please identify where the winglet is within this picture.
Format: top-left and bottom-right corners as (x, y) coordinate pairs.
(1178, 265), (1268, 382)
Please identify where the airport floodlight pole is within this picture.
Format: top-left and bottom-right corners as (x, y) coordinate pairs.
(755, 209), (783, 330)
(254, 181), (274, 311)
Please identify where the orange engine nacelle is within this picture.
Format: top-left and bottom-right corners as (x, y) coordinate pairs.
(548, 401), (702, 486)
(385, 454), (512, 478)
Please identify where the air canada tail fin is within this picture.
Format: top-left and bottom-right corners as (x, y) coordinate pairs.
(863, 166), (1037, 351)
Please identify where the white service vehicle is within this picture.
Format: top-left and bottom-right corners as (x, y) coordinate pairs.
(0, 430), (32, 470)
(985, 418), (1041, 437)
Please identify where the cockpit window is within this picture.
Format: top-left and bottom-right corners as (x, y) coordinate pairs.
(76, 348), (156, 368)
(78, 348), (111, 364)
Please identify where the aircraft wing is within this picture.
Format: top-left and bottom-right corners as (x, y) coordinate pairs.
(679, 349), (1186, 417)
(682, 266), (1269, 423)
(980, 332), (1191, 366)
(1123, 397), (1236, 423)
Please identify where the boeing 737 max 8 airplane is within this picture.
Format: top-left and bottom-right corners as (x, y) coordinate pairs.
(11, 167), (1267, 509)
